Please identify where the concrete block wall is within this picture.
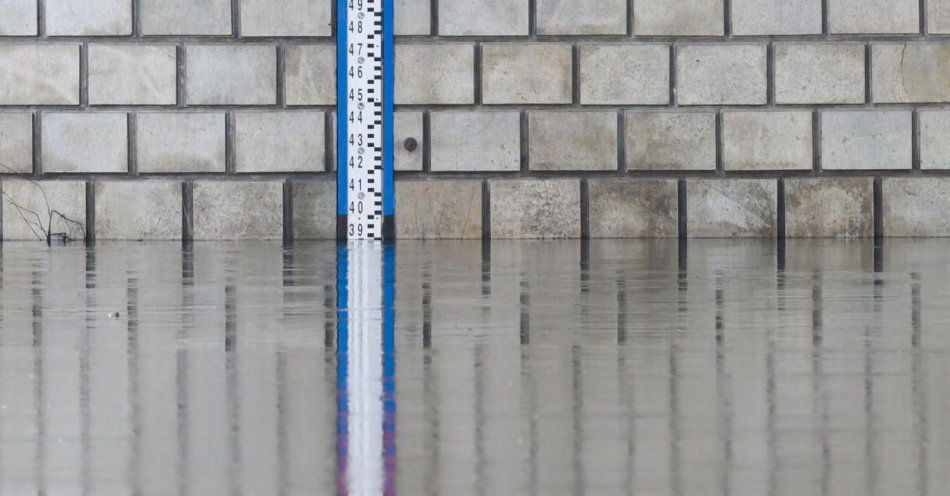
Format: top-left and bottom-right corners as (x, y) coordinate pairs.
(2, 0), (950, 240)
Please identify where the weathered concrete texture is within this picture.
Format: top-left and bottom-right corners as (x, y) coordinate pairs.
(0, 0), (37, 35)
(395, 112), (423, 171)
(722, 111), (813, 171)
(580, 45), (670, 105)
(482, 44), (573, 104)
(775, 43), (866, 104)
(285, 45), (336, 106)
(589, 180), (679, 238)
(821, 111), (912, 170)
(95, 181), (182, 240)
(830, 0), (919, 34)
(137, 113), (226, 173)
(872, 44), (950, 103)
(884, 178), (950, 237)
(529, 112), (617, 171)
(193, 181), (283, 240)
(240, 0), (332, 36)
(931, 0), (950, 34)
(46, 0), (132, 36)
(687, 180), (777, 238)
(490, 180), (580, 239)
(0, 113), (33, 174)
(634, 0), (724, 36)
(89, 45), (177, 106)
(293, 181), (336, 240)
(440, 0), (528, 35)
(677, 44), (767, 105)
(235, 112), (324, 173)
(537, 0), (627, 35)
(920, 110), (950, 169)
(1, 180), (86, 241)
(396, 0), (430, 35)
(396, 180), (483, 239)
(395, 44), (474, 105)
(431, 112), (520, 172)
(0, 45), (79, 105)
(42, 113), (128, 174)
(141, 0), (231, 35)
(785, 178), (874, 238)
(626, 112), (716, 170)
(731, 0), (822, 35)
(186, 45), (276, 105)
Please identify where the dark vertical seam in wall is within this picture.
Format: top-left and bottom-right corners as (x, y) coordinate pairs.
(777, 178), (786, 239)
(678, 178), (687, 239)
(231, 0), (241, 38)
(528, 0), (537, 37)
(283, 179), (294, 245)
(921, 0), (928, 35)
(80, 43), (89, 108)
(481, 180), (491, 240)
(132, 0), (142, 36)
(580, 179), (589, 239)
(33, 112), (42, 177)
(128, 113), (137, 175)
(715, 111), (724, 174)
(767, 42), (775, 106)
(874, 176), (884, 238)
(626, 0), (634, 37)
(865, 43), (873, 105)
(177, 44), (186, 108)
(324, 112), (334, 171)
(422, 112), (432, 172)
(912, 109), (921, 172)
(669, 44), (677, 107)
(85, 181), (95, 244)
(226, 111), (236, 174)
(182, 181), (193, 241)
(813, 110), (823, 173)
(723, 0), (732, 38)
(618, 111), (627, 173)
(473, 43), (482, 105)
(572, 45), (580, 105)
(276, 44), (286, 108)
(520, 111), (529, 172)
(431, 0), (439, 36)
(820, 0), (829, 36)
(37, 0), (45, 36)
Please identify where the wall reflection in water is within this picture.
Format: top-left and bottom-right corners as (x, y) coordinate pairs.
(0, 239), (947, 495)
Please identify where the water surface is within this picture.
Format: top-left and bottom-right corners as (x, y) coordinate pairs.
(0, 239), (947, 495)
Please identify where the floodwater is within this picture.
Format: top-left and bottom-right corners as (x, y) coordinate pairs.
(0, 239), (947, 495)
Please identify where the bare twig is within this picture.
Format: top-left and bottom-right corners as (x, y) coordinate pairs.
(0, 161), (86, 245)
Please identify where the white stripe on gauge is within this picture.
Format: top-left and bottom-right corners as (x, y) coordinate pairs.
(344, 0), (385, 240)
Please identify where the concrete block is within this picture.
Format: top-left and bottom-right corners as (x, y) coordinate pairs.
(873, 44), (950, 103)
(396, 0), (430, 35)
(396, 180), (483, 239)
(240, 0), (332, 36)
(285, 45), (336, 106)
(440, 0), (528, 35)
(0, 113), (33, 174)
(829, 0), (919, 34)
(722, 111), (813, 171)
(775, 43), (865, 104)
(687, 180), (777, 238)
(42, 113), (128, 174)
(589, 179), (678, 238)
(931, 0), (950, 33)
(483, 44), (572, 104)
(235, 112), (324, 173)
(536, 0), (627, 35)
(0, 45), (79, 105)
(634, 0), (723, 36)
(395, 112), (423, 171)
(626, 112), (716, 171)
(395, 44), (474, 104)
(677, 44), (767, 105)
(920, 110), (950, 169)
(193, 181), (283, 240)
(95, 181), (182, 240)
(490, 180), (580, 239)
(137, 113), (226, 174)
(884, 178), (950, 237)
(1, 180), (86, 241)
(0, 0), (37, 35)
(293, 181), (336, 240)
(186, 45), (276, 105)
(89, 45), (177, 106)
(785, 178), (873, 238)
(580, 44), (669, 105)
(821, 111), (912, 170)
(46, 0), (131, 35)
(141, 0), (231, 35)
(431, 111), (520, 172)
(731, 0), (821, 35)
(529, 111), (617, 171)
